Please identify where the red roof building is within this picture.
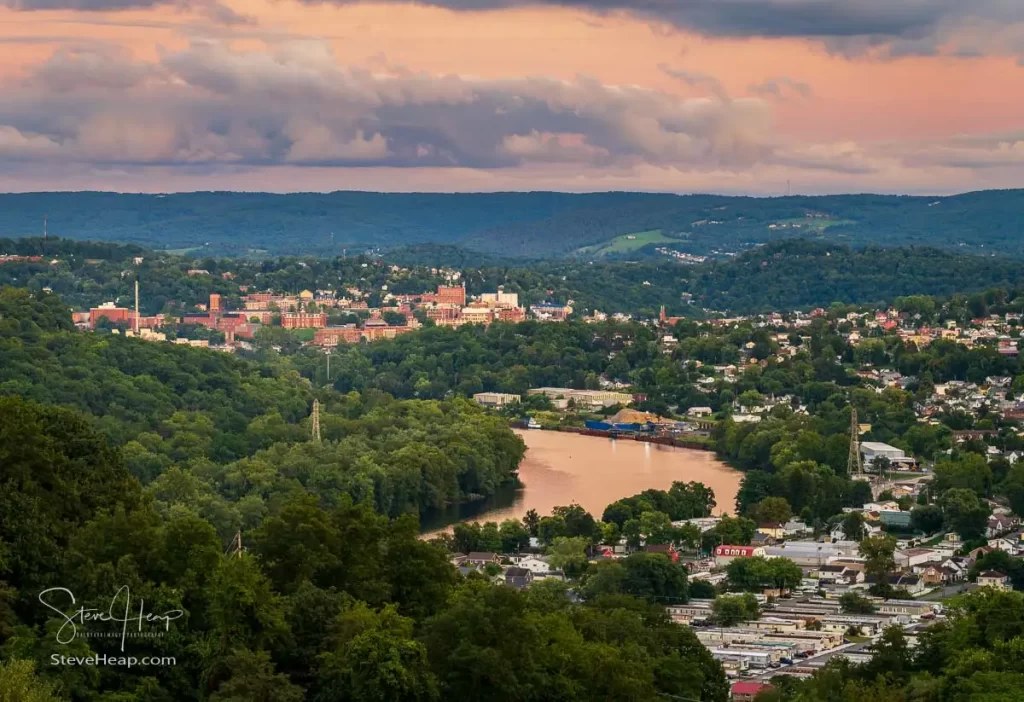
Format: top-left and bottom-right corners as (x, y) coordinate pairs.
(731, 681), (772, 701)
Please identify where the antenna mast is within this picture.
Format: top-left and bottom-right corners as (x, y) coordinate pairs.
(847, 408), (863, 476)
(134, 279), (140, 334)
(228, 531), (244, 558)
(312, 399), (321, 442)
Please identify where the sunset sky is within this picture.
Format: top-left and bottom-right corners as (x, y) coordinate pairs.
(2, 0), (1024, 194)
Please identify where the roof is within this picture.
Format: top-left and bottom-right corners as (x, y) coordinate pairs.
(980, 571), (1008, 578)
(505, 567), (531, 577)
(466, 552), (498, 561)
(861, 441), (902, 452)
(731, 681), (772, 694)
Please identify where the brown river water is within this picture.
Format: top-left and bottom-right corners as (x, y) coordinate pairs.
(421, 429), (742, 533)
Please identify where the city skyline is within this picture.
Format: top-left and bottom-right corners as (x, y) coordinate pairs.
(1, 0), (1023, 194)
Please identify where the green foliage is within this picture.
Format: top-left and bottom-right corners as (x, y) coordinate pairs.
(726, 557), (802, 593)
(712, 594), (761, 626)
(839, 592), (875, 615)
(748, 497), (793, 525)
(859, 535), (897, 584)
(602, 482), (717, 526)
(581, 552), (689, 603)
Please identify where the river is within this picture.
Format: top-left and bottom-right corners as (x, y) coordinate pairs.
(421, 429), (742, 533)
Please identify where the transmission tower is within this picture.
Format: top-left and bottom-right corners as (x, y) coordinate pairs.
(227, 530), (244, 558)
(312, 399), (321, 442)
(847, 408), (863, 476)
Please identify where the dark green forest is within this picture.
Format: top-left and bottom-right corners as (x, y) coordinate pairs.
(6, 236), (1024, 317)
(2, 189), (1023, 258)
(0, 286), (734, 701)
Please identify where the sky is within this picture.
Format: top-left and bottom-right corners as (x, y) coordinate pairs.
(1, 0), (1024, 194)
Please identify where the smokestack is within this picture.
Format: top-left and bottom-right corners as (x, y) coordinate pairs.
(135, 279), (140, 334)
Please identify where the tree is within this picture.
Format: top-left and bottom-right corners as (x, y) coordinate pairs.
(640, 510), (673, 544)
(547, 536), (590, 578)
(859, 535), (897, 587)
(522, 509), (540, 537)
(703, 516), (757, 551)
(749, 497), (793, 525)
(839, 592), (875, 615)
(498, 519), (530, 553)
(314, 602), (439, 702)
(537, 516), (568, 545)
(910, 504), (944, 534)
(0, 660), (62, 702)
(552, 503), (598, 540)
(840, 512), (867, 542)
(211, 650), (304, 702)
(727, 557), (801, 593)
(712, 594), (760, 626)
(933, 454), (993, 497)
(939, 488), (991, 540)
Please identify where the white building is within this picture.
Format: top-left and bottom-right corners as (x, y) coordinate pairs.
(472, 392), (521, 408)
(860, 441), (907, 468)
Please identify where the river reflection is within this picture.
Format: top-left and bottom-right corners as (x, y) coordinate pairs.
(421, 429), (742, 534)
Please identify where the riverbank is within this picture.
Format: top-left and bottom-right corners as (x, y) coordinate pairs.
(421, 428), (741, 534)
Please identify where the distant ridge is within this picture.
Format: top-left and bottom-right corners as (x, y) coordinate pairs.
(0, 189), (1022, 259)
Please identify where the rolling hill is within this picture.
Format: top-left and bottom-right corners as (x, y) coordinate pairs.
(1, 190), (1023, 259)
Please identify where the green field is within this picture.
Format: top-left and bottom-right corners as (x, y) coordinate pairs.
(772, 217), (855, 233)
(577, 230), (682, 257)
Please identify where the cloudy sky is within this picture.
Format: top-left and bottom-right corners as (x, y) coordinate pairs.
(2, 0), (1023, 194)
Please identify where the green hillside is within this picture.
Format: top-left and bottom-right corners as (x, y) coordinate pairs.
(1, 189), (1024, 259)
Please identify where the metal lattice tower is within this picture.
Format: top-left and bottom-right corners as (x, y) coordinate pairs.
(312, 399), (321, 442)
(847, 408), (863, 476)
(227, 530), (244, 558)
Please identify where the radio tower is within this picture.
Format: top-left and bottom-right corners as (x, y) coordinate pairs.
(847, 408), (863, 476)
(134, 279), (140, 335)
(311, 399), (321, 442)
(228, 530), (244, 558)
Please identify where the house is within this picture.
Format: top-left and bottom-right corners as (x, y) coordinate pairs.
(831, 522), (881, 541)
(757, 523), (786, 540)
(504, 567), (534, 590)
(751, 532), (776, 547)
(465, 552), (501, 567)
(974, 573), (1007, 589)
(895, 548), (940, 569)
(687, 406), (713, 417)
(645, 544), (680, 563)
(731, 681), (773, 701)
(713, 545), (766, 566)
(987, 537), (1022, 555)
(916, 565), (945, 586)
(978, 571), (1010, 591)
(868, 574), (925, 594)
(783, 519), (810, 537)
(987, 514), (1019, 538)
(812, 564), (863, 585)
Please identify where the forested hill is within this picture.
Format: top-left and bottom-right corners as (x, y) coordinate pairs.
(687, 240), (1024, 313)
(5, 236), (1024, 316)
(2, 189), (1024, 258)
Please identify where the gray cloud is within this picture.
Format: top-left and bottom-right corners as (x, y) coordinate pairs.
(659, 64), (729, 101)
(267, 0), (1024, 60)
(2, 0), (254, 25)
(6, 39), (1020, 188)
(748, 77), (812, 101)
(298, 0), (1024, 46)
(0, 41), (778, 171)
